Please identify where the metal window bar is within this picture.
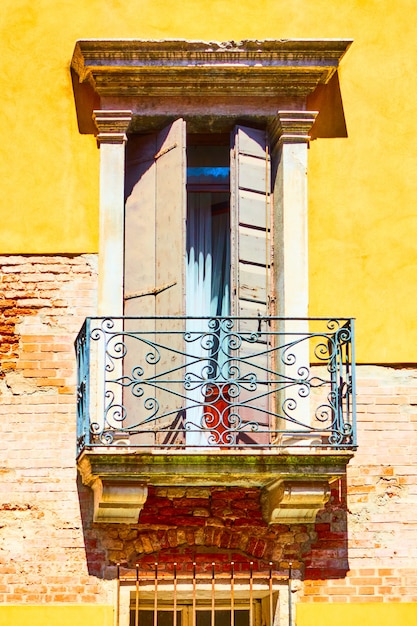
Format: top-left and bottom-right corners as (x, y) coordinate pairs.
(192, 563), (197, 626)
(135, 564), (140, 626)
(249, 563), (254, 626)
(287, 564), (292, 626)
(120, 561), (291, 626)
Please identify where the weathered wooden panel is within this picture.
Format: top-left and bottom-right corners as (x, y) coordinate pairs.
(231, 125), (272, 317)
(125, 133), (158, 318)
(239, 263), (267, 304)
(154, 120), (187, 444)
(239, 189), (269, 229)
(238, 153), (267, 193)
(231, 125), (272, 443)
(123, 121), (187, 445)
(239, 226), (267, 266)
(236, 127), (269, 158)
(155, 120), (186, 317)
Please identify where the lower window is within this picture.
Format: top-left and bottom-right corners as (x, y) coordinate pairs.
(130, 604), (255, 626)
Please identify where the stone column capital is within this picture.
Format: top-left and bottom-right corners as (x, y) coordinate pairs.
(93, 109), (133, 145)
(270, 110), (318, 146)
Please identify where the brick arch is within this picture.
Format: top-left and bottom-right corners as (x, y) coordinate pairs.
(103, 523), (313, 573)
(87, 487), (318, 575)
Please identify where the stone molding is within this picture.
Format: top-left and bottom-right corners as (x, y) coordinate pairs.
(269, 111), (318, 147)
(93, 110), (133, 144)
(262, 478), (332, 524)
(71, 39), (352, 132)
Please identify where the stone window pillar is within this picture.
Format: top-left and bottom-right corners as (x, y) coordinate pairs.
(271, 111), (317, 318)
(93, 110), (132, 316)
(270, 111), (318, 432)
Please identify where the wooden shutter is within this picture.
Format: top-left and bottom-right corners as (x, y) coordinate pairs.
(124, 120), (186, 444)
(230, 125), (272, 318)
(230, 125), (272, 443)
(125, 133), (158, 317)
(125, 119), (186, 317)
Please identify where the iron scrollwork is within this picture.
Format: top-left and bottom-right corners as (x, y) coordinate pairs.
(75, 316), (356, 452)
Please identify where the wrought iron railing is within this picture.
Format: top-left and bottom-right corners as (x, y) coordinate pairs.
(75, 316), (356, 454)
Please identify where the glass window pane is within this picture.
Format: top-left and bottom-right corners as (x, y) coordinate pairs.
(130, 610), (182, 626)
(196, 610), (249, 626)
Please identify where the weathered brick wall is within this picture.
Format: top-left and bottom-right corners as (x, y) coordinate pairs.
(0, 255), (112, 603)
(301, 366), (417, 603)
(1, 255), (417, 606)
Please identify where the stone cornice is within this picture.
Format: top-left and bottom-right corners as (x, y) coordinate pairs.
(72, 39), (352, 99)
(78, 449), (353, 487)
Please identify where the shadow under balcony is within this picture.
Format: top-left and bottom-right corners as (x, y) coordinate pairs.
(75, 316), (356, 523)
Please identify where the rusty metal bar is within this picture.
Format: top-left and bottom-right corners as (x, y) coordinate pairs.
(117, 560), (291, 626)
(192, 562), (197, 626)
(249, 562), (254, 626)
(173, 563), (178, 626)
(154, 563), (158, 626)
(116, 563), (120, 626)
(135, 563), (140, 626)
(211, 563), (215, 626)
(230, 562), (235, 626)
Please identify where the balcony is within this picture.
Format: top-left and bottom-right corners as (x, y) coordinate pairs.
(75, 317), (356, 523)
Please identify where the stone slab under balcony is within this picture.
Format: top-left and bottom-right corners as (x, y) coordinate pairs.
(77, 448), (353, 524)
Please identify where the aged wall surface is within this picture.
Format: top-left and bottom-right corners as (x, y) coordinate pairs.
(1, 4), (417, 624)
(301, 366), (417, 604)
(1, 255), (416, 621)
(0, 255), (109, 605)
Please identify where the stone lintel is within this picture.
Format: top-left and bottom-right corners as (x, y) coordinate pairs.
(72, 40), (352, 132)
(262, 478), (332, 524)
(269, 110), (318, 146)
(93, 109), (133, 144)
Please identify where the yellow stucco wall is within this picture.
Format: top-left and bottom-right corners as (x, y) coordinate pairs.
(0, 605), (113, 626)
(1, 0), (416, 362)
(297, 602), (417, 626)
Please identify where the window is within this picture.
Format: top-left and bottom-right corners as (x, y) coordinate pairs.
(124, 122), (271, 321)
(129, 604), (255, 626)
(72, 38), (352, 322)
(121, 571), (282, 626)
(123, 121), (272, 445)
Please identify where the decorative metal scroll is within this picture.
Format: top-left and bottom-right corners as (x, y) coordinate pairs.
(75, 316), (356, 453)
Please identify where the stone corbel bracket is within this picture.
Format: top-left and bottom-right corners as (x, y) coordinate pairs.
(262, 478), (332, 524)
(91, 478), (148, 524)
(78, 456), (149, 524)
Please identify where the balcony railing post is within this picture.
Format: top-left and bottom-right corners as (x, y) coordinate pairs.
(76, 318), (91, 454)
